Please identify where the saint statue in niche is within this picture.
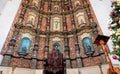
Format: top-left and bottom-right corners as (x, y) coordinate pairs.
(85, 42), (91, 52)
(52, 41), (61, 52)
(55, 21), (58, 29)
(45, 43), (63, 74)
(29, 18), (34, 25)
(76, 12), (86, 27)
(32, 0), (39, 7)
(78, 15), (85, 26)
(53, 18), (60, 31)
(19, 46), (27, 57)
(84, 42), (94, 57)
(80, 19), (84, 24)
(27, 16), (35, 26)
(74, 1), (80, 8)
(82, 37), (94, 57)
(22, 46), (27, 54)
(54, 6), (59, 12)
(53, 45), (59, 66)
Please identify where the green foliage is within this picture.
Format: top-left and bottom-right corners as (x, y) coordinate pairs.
(110, 48), (120, 55)
(109, 1), (120, 61)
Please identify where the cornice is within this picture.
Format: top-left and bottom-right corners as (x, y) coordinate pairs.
(14, 21), (98, 37)
(22, 2), (89, 16)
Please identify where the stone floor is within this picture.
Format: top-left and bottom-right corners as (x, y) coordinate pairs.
(0, 64), (118, 74)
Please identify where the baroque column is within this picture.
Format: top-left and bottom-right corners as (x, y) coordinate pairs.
(31, 36), (38, 69)
(70, 0), (82, 67)
(1, 0), (29, 66)
(63, 15), (71, 68)
(1, 29), (19, 66)
(44, 15), (51, 59)
(30, 15), (41, 68)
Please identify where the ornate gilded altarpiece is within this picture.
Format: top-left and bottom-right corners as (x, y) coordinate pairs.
(1, 0), (107, 70)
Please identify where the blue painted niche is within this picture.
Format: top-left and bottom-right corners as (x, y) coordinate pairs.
(18, 37), (31, 53)
(82, 37), (94, 53)
(52, 42), (61, 52)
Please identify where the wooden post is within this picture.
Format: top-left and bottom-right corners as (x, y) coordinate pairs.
(99, 40), (114, 73)
(94, 35), (117, 74)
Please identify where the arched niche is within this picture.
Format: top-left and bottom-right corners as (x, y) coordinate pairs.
(26, 12), (36, 27)
(74, 0), (80, 8)
(32, 0), (39, 7)
(82, 37), (94, 57)
(18, 33), (32, 54)
(76, 12), (86, 27)
(52, 37), (61, 52)
(18, 37), (31, 54)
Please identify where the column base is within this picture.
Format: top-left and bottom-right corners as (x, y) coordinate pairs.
(76, 58), (82, 68)
(65, 58), (71, 68)
(0, 55), (3, 65)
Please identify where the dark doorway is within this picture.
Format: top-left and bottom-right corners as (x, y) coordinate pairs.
(44, 70), (64, 74)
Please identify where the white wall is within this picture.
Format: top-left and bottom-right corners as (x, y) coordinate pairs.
(0, 0), (8, 14)
(90, 0), (120, 64)
(90, 0), (112, 36)
(0, 0), (21, 64)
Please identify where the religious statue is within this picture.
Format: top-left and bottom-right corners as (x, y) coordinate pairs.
(29, 18), (34, 25)
(85, 42), (91, 52)
(80, 19), (84, 24)
(27, 16), (35, 27)
(53, 20), (60, 31)
(74, 1), (80, 8)
(84, 42), (94, 57)
(19, 46), (27, 58)
(54, 6), (59, 12)
(55, 21), (58, 29)
(44, 45), (64, 74)
(22, 46), (26, 54)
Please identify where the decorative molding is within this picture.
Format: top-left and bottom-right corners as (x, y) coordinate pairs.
(22, 33), (32, 39)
